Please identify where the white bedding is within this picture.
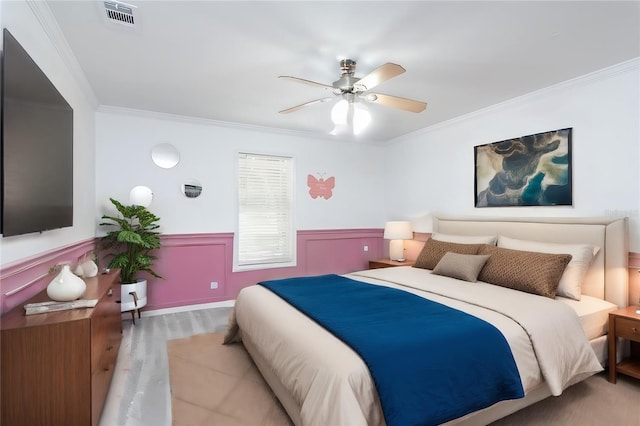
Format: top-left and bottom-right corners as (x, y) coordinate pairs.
(557, 294), (618, 340)
(227, 266), (604, 425)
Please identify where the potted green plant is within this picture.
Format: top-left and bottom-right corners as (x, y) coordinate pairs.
(100, 198), (162, 314)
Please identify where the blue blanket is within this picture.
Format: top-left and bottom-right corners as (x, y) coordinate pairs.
(260, 274), (524, 426)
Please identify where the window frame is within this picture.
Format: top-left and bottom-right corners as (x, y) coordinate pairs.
(233, 151), (296, 272)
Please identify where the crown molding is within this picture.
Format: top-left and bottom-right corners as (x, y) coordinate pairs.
(95, 105), (376, 146)
(26, 0), (99, 108)
(388, 57), (640, 146)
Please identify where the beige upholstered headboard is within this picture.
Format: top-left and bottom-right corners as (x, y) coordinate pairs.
(434, 216), (629, 308)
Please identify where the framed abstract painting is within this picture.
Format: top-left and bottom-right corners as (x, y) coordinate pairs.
(474, 128), (572, 207)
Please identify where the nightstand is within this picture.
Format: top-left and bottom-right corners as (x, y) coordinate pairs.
(608, 306), (640, 383)
(368, 259), (414, 269)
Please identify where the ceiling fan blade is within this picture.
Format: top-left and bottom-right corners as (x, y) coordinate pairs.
(367, 93), (427, 113)
(353, 63), (405, 92)
(278, 76), (335, 91)
(279, 97), (334, 114)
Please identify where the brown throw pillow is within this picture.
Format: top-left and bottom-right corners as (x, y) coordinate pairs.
(432, 252), (491, 282)
(413, 239), (483, 270)
(477, 245), (572, 299)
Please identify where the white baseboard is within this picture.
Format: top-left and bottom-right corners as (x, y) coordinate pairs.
(121, 299), (235, 320)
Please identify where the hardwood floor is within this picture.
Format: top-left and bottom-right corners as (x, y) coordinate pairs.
(100, 306), (640, 426)
(100, 307), (233, 426)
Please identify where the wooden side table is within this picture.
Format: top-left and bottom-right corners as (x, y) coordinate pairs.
(369, 258), (414, 269)
(608, 306), (640, 383)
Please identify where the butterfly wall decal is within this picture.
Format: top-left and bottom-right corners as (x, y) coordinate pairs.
(307, 174), (335, 200)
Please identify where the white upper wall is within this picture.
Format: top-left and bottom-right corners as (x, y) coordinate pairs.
(0, 1), (97, 266)
(2, 0), (639, 267)
(95, 110), (386, 234)
(383, 60), (640, 251)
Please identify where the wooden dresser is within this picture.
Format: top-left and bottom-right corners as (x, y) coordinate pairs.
(1, 270), (122, 426)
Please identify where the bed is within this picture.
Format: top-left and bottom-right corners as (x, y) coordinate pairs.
(225, 216), (629, 425)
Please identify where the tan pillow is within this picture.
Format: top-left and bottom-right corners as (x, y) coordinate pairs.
(477, 245), (572, 299)
(432, 252), (491, 282)
(497, 236), (597, 301)
(413, 239), (483, 270)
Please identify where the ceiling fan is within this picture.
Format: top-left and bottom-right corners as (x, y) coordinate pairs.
(278, 59), (427, 116)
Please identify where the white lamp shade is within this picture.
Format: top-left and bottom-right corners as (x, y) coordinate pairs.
(383, 221), (413, 240)
(384, 221), (413, 261)
(331, 99), (371, 135)
(331, 99), (349, 125)
(352, 104), (371, 135)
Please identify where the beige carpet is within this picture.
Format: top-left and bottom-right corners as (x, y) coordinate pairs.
(168, 333), (640, 426)
(168, 332), (292, 426)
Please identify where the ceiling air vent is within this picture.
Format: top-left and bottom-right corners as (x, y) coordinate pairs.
(103, 1), (137, 27)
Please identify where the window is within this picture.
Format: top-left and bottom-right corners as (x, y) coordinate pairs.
(236, 152), (294, 269)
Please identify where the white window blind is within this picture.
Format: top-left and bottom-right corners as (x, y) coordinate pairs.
(237, 153), (294, 267)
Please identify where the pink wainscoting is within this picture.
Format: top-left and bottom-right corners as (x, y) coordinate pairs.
(0, 238), (96, 314)
(148, 233), (232, 310)
(3, 232), (639, 314)
(300, 229), (383, 276)
(0, 230), (383, 315)
(142, 228), (384, 311)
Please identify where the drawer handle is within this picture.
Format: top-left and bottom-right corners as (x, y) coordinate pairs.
(106, 345), (114, 351)
(633, 327), (638, 334)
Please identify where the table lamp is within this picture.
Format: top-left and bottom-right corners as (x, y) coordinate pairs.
(384, 221), (413, 261)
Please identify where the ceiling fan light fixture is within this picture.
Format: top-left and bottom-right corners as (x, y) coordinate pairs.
(331, 99), (349, 125)
(353, 104), (371, 135)
(279, 59), (425, 134)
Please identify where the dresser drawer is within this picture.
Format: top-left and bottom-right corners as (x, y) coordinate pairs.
(615, 318), (640, 343)
(91, 344), (119, 426)
(90, 287), (122, 372)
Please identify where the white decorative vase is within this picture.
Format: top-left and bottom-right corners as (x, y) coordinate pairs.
(47, 264), (87, 301)
(120, 280), (148, 312)
(80, 259), (99, 278)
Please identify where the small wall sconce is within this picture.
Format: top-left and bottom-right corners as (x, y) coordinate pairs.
(384, 221), (413, 262)
(129, 186), (153, 207)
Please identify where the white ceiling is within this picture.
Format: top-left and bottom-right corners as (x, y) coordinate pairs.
(47, 1), (640, 142)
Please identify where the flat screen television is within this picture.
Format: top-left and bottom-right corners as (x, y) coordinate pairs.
(1, 28), (74, 237)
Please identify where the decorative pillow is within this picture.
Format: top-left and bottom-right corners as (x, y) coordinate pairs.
(497, 236), (598, 301)
(432, 252), (491, 282)
(431, 232), (498, 245)
(477, 245), (572, 299)
(413, 239), (483, 270)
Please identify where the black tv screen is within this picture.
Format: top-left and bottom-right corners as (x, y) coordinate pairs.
(1, 29), (73, 237)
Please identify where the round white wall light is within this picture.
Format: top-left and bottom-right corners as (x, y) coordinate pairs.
(129, 186), (153, 207)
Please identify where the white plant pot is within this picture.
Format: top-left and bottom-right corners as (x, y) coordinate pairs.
(120, 280), (148, 312)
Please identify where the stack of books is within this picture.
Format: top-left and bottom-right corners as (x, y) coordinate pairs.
(24, 299), (98, 315)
